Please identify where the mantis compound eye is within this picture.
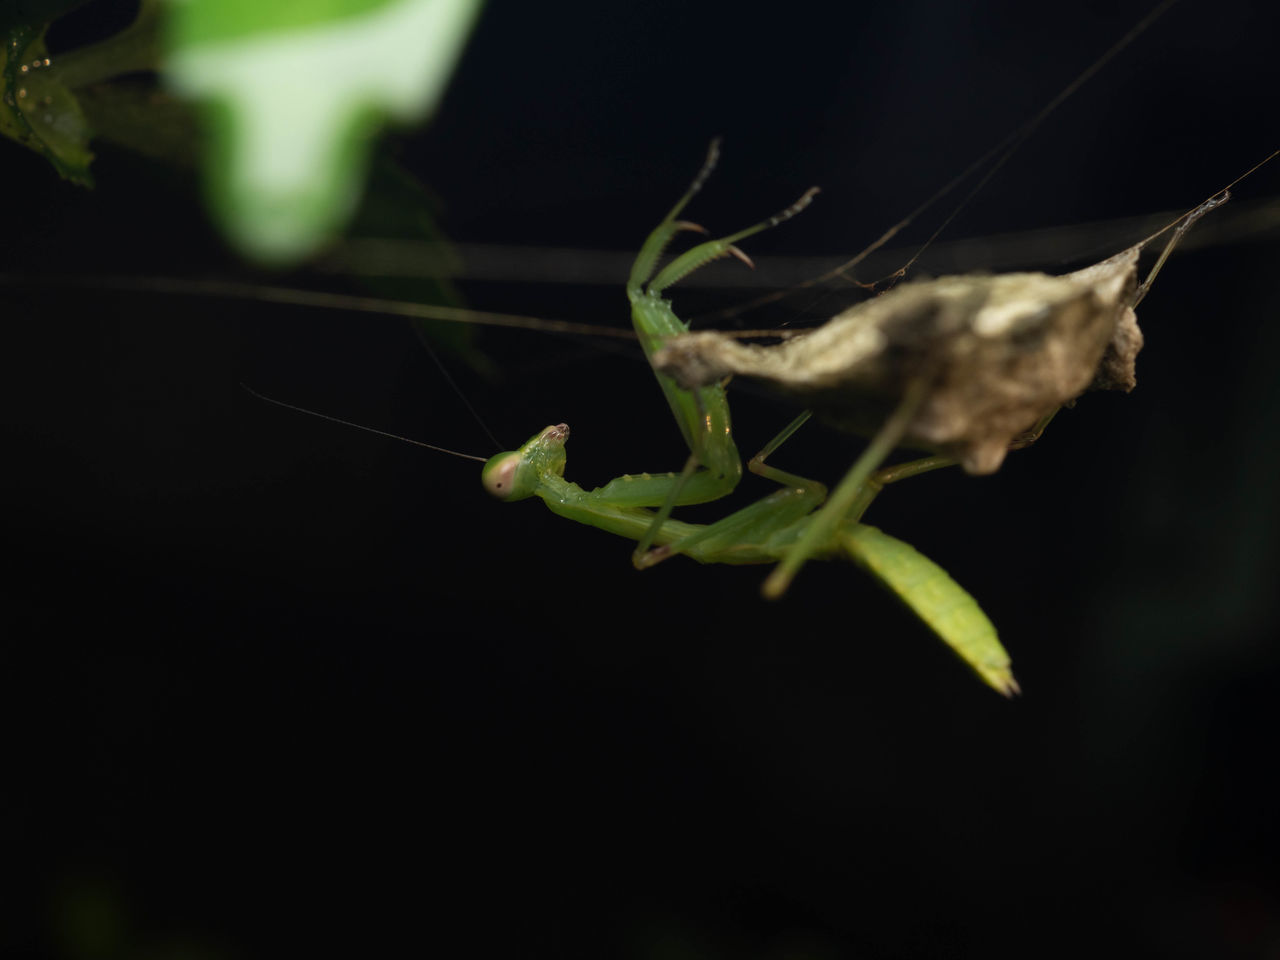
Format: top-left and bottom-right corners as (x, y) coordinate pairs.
(481, 451), (523, 500)
(481, 424), (569, 502)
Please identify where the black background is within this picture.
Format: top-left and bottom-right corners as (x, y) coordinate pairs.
(5, 0), (1280, 957)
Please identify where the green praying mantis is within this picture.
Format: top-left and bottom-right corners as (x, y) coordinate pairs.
(479, 144), (1088, 694)
(477, 139), (1264, 696)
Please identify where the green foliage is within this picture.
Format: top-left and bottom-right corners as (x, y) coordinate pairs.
(1, 22), (94, 184)
(165, 0), (484, 263)
(1, 0), (484, 264)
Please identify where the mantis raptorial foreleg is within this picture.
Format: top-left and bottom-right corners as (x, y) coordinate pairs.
(623, 139), (818, 560)
(486, 147), (816, 522)
(484, 143), (819, 536)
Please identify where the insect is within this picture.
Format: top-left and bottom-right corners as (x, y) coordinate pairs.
(481, 142), (1019, 693)
(475, 130), (1269, 695)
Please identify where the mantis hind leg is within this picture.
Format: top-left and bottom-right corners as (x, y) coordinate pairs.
(841, 409), (1061, 522)
(877, 411), (1057, 484)
(761, 383), (931, 598)
(627, 149), (819, 564)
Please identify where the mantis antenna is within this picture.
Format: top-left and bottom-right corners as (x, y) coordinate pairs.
(241, 384), (489, 462)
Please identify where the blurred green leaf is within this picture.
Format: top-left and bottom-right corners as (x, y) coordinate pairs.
(1, 22), (94, 184)
(164, 0), (484, 264)
(1, 1), (165, 182)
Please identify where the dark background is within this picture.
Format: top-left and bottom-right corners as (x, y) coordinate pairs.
(5, 0), (1280, 957)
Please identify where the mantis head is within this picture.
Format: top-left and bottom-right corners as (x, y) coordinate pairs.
(481, 423), (570, 501)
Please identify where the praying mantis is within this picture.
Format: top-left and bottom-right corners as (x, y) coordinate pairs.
(477, 131), (1269, 696)
(479, 142), (1177, 695)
